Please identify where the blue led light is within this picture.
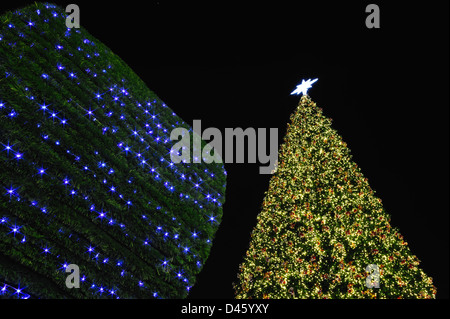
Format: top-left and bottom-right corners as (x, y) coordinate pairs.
(85, 107), (95, 119)
(5, 185), (18, 198)
(38, 167), (46, 177)
(9, 224), (21, 236)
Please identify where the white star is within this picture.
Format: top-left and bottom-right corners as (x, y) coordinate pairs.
(290, 78), (318, 96)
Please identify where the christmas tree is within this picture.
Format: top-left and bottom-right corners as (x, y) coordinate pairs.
(234, 89), (436, 299)
(0, 3), (226, 298)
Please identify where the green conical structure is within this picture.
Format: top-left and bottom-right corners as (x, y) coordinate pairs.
(235, 95), (436, 299)
(0, 3), (226, 298)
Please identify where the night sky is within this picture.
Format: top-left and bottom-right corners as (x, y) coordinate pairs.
(1, 1), (448, 299)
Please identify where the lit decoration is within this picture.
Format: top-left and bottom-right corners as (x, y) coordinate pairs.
(290, 78), (318, 96)
(0, 3), (226, 299)
(234, 94), (436, 299)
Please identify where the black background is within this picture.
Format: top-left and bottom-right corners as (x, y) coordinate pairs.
(1, 0), (448, 301)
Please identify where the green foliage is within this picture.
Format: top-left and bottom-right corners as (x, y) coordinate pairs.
(234, 96), (436, 299)
(0, 3), (226, 298)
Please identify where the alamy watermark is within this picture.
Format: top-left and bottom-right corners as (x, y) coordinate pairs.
(65, 4), (80, 29)
(365, 4), (380, 29)
(170, 120), (278, 175)
(365, 264), (380, 288)
(65, 264), (80, 289)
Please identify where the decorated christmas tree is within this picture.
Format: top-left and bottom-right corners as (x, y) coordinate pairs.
(234, 81), (436, 299)
(0, 3), (226, 298)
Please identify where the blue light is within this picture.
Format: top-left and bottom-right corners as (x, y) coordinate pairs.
(94, 91), (103, 101)
(5, 186), (17, 198)
(8, 110), (17, 118)
(9, 224), (21, 236)
(39, 101), (50, 113)
(38, 167), (46, 176)
(49, 110), (58, 119)
(87, 245), (95, 254)
(120, 87), (128, 96)
(85, 107), (95, 119)
(208, 214), (216, 224)
(14, 285), (23, 296)
(98, 210), (106, 220)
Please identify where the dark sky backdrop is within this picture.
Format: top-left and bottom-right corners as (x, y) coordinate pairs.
(1, 1), (448, 299)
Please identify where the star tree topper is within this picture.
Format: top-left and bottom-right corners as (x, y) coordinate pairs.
(290, 78), (318, 96)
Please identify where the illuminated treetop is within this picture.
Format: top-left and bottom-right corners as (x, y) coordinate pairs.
(290, 78), (318, 96)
